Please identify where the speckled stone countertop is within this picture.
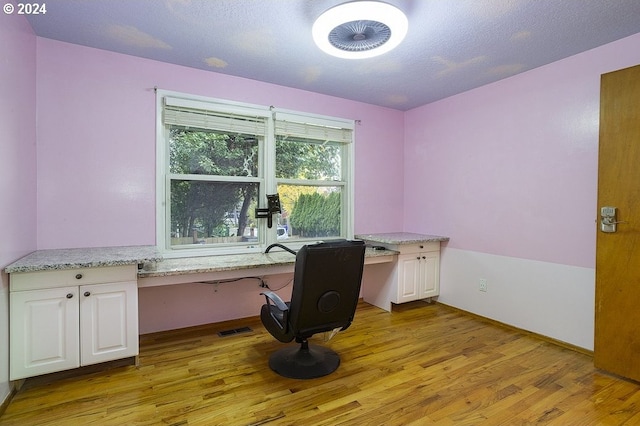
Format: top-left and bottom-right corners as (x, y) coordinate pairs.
(355, 232), (449, 245)
(139, 246), (396, 278)
(4, 244), (395, 278)
(4, 245), (162, 274)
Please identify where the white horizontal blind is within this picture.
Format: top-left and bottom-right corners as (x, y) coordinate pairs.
(164, 96), (267, 135)
(274, 112), (353, 144)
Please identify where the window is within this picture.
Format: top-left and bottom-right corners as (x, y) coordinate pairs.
(156, 91), (354, 256)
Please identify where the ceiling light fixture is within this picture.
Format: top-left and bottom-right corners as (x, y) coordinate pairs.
(312, 1), (408, 59)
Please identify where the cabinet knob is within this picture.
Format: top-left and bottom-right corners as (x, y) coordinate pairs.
(75, 274), (83, 280)
(66, 293), (73, 299)
(417, 256), (421, 260)
(420, 245), (424, 249)
(84, 291), (91, 297)
(422, 256), (426, 259)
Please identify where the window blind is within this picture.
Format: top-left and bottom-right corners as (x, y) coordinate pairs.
(163, 96), (267, 135)
(274, 112), (353, 144)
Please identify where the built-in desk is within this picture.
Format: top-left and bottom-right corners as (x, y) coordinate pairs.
(4, 236), (447, 378)
(4, 244), (398, 288)
(137, 247), (397, 287)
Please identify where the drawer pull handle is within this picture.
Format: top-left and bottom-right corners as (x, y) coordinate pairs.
(84, 291), (91, 297)
(66, 293), (73, 299)
(416, 257), (420, 260)
(75, 274), (83, 280)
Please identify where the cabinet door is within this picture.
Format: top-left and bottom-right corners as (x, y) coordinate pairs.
(419, 251), (440, 298)
(396, 254), (421, 303)
(80, 281), (139, 366)
(10, 287), (80, 380)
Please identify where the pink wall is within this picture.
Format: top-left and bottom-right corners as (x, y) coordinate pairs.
(0, 13), (37, 263)
(35, 38), (405, 249)
(0, 8), (37, 404)
(404, 33), (640, 269)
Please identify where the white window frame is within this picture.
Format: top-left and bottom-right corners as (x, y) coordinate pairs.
(156, 89), (355, 258)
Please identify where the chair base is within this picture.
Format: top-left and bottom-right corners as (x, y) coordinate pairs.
(268, 341), (340, 379)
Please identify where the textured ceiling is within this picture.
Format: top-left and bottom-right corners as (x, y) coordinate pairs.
(25, 0), (640, 111)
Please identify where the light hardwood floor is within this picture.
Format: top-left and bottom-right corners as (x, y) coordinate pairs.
(3, 301), (640, 425)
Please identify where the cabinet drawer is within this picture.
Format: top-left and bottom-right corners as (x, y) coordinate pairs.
(390, 242), (440, 254)
(10, 265), (137, 291)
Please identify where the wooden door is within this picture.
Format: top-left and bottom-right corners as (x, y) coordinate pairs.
(595, 64), (640, 381)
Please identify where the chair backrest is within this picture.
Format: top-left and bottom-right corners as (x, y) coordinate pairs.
(287, 240), (366, 340)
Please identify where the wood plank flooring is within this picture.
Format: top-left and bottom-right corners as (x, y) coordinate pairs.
(3, 301), (640, 425)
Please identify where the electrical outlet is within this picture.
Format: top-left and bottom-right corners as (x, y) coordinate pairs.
(479, 278), (488, 292)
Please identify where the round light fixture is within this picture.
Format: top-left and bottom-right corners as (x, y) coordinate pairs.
(312, 1), (408, 59)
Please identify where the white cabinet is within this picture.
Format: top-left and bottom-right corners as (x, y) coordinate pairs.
(9, 265), (138, 380)
(362, 241), (442, 311)
(392, 243), (440, 304)
(395, 250), (439, 303)
(80, 281), (138, 366)
(10, 286), (80, 378)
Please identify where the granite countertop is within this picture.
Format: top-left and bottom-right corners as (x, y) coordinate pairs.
(4, 245), (162, 274)
(355, 232), (449, 245)
(5, 244), (396, 277)
(139, 246), (395, 278)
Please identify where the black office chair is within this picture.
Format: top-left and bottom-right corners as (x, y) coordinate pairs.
(260, 240), (366, 379)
